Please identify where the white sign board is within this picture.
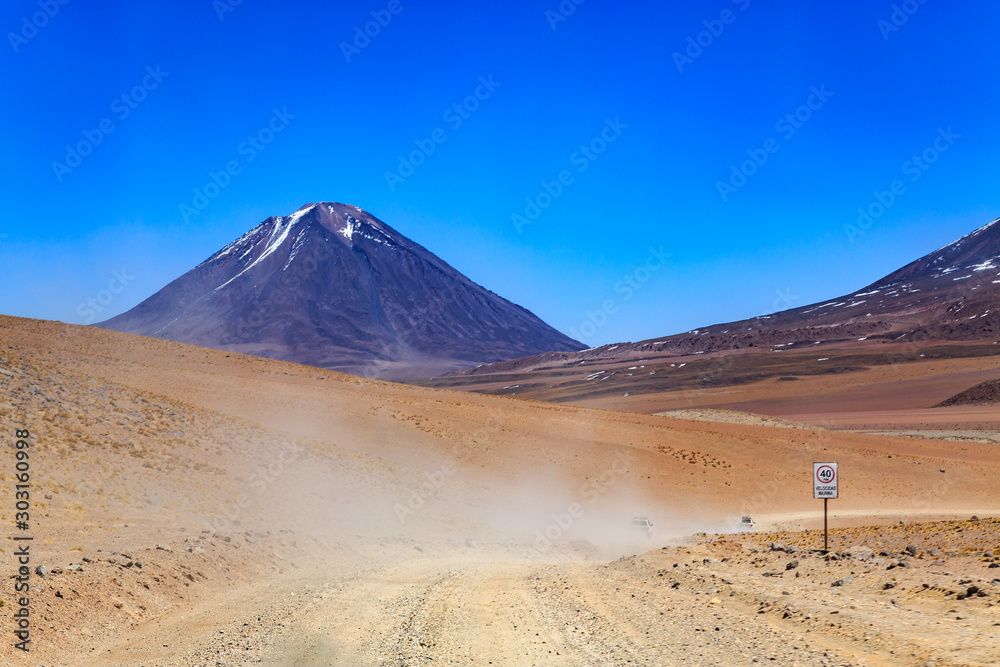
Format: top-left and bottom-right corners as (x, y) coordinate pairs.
(813, 462), (838, 499)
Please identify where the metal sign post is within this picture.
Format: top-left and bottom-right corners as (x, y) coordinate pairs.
(813, 462), (838, 552)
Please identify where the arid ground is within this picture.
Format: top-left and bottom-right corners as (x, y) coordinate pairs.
(420, 340), (1000, 436)
(2, 315), (1000, 665)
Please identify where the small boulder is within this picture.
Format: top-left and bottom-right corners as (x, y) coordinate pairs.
(831, 576), (854, 587)
(786, 560), (799, 570)
(34, 564), (48, 577)
(905, 545), (917, 556)
(846, 546), (874, 561)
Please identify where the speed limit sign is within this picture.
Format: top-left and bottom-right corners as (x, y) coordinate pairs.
(813, 462), (838, 499)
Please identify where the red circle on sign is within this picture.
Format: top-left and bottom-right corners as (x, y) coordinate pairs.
(816, 465), (835, 484)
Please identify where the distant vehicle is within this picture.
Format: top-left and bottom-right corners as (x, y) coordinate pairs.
(739, 515), (756, 531)
(631, 516), (653, 535)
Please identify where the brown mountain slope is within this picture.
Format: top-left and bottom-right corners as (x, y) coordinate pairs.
(421, 217), (1000, 422)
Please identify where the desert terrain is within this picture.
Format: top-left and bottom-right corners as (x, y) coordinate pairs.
(420, 340), (1000, 438)
(3, 314), (1000, 665)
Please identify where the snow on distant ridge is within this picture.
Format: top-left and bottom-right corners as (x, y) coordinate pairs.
(213, 207), (309, 291)
(340, 214), (360, 240)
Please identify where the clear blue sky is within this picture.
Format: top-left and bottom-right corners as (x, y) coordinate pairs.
(3, 1), (998, 346)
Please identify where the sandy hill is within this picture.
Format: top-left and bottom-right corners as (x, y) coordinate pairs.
(2, 314), (1000, 664)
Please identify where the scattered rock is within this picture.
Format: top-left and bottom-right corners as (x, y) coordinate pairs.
(847, 546), (874, 561)
(786, 560), (799, 571)
(34, 564), (48, 577)
(770, 542), (787, 553)
(831, 577), (854, 587)
(156, 543), (172, 552)
(905, 545), (917, 556)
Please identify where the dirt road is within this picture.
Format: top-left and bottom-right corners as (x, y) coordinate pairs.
(69, 521), (1000, 667)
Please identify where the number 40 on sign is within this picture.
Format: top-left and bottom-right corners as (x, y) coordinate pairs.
(814, 462), (838, 499)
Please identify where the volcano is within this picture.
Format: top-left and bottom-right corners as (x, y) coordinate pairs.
(98, 203), (583, 378)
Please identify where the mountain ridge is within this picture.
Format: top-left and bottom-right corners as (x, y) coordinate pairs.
(446, 215), (1000, 379)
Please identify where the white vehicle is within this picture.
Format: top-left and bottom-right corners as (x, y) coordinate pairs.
(739, 515), (756, 531)
(631, 516), (653, 535)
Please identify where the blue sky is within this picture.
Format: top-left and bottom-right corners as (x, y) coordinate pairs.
(2, 1), (998, 346)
